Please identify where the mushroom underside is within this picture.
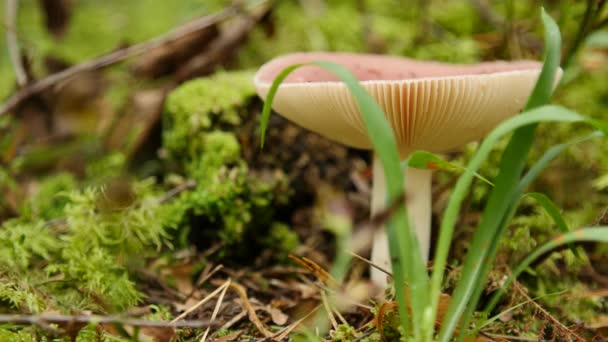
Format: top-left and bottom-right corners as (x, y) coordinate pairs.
(255, 69), (541, 153)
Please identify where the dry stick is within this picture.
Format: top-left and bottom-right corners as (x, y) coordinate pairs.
(0, 1), (266, 115)
(513, 282), (585, 341)
(170, 280), (231, 324)
(0, 314), (214, 329)
(5, 0), (27, 87)
(297, 274), (374, 311)
(320, 290), (338, 331)
(196, 264), (224, 288)
(174, 4), (267, 81)
(229, 282), (273, 338)
(200, 278), (231, 342)
(158, 179), (197, 203)
(333, 308), (348, 326)
(216, 309), (247, 332)
(270, 305), (321, 341)
(347, 251), (392, 277)
(469, 0), (503, 27)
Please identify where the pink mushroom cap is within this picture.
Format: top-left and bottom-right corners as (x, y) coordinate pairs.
(254, 52), (559, 154)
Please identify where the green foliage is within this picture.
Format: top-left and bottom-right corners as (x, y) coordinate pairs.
(239, 0), (480, 68)
(258, 8), (608, 341)
(22, 173), (76, 220)
(260, 223), (299, 260)
(163, 70), (291, 251)
(0, 179), (176, 314)
(0, 0), (229, 100)
(163, 70), (256, 163)
(330, 324), (360, 341)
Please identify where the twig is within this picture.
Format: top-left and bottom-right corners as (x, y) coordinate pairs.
(469, 0), (503, 27)
(513, 282), (586, 341)
(229, 282), (273, 338)
(5, 0), (27, 87)
(298, 275), (374, 311)
(0, 0), (268, 115)
(175, 1), (271, 81)
(158, 180), (197, 203)
(216, 309), (247, 332)
(321, 290), (338, 330)
(347, 251), (392, 277)
(195, 264), (224, 289)
(269, 305), (321, 341)
(200, 278), (231, 342)
(333, 308), (348, 326)
(0, 313), (214, 328)
(563, 0), (605, 69)
(170, 279), (231, 324)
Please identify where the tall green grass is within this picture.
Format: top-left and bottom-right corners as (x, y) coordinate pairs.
(259, 9), (608, 341)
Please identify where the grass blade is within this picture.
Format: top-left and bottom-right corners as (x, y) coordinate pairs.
(433, 10), (562, 341)
(517, 132), (603, 193)
(477, 290), (568, 331)
(472, 131), (604, 322)
(475, 132), (603, 318)
(258, 63), (304, 148)
(483, 227), (608, 316)
(312, 61), (429, 337)
(525, 192), (570, 235)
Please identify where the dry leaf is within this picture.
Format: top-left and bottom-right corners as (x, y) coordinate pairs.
(269, 306), (289, 325)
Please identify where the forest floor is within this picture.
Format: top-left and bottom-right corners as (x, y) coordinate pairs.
(0, 1), (607, 341)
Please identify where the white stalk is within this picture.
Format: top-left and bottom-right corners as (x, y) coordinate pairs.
(370, 154), (432, 286)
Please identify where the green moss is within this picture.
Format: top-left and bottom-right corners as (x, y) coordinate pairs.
(163, 71), (255, 163)
(330, 324), (360, 341)
(163, 70), (290, 251)
(260, 223), (299, 260)
(0, 179), (175, 314)
(21, 173), (76, 220)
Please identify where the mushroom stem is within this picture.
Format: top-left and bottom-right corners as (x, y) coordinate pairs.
(370, 154), (432, 286)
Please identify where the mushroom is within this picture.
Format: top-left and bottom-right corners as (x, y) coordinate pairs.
(253, 52), (546, 286)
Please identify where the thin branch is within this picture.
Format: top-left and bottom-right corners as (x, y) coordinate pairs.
(170, 279), (231, 324)
(199, 278), (231, 342)
(230, 281), (273, 338)
(469, 0), (503, 27)
(0, 0), (269, 115)
(0, 313), (215, 328)
(5, 0), (27, 87)
(158, 179), (197, 203)
(347, 251), (392, 277)
(513, 283), (586, 341)
(563, 0), (600, 69)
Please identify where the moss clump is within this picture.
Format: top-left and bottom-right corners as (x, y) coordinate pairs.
(163, 70), (256, 163)
(260, 223), (300, 260)
(0, 179), (174, 314)
(330, 324), (360, 341)
(162, 71), (294, 255)
(21, 173), (76, 220)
